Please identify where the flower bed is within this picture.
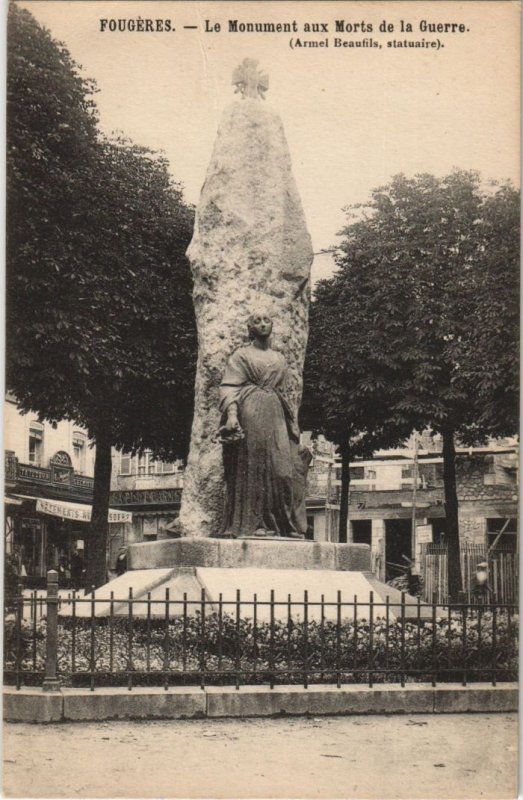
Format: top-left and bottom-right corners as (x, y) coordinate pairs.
(4, 608), (518, 687)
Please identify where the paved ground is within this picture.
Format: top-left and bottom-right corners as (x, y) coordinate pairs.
(3, 713), (518, 798)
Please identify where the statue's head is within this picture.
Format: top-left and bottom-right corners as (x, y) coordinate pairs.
(247, 313), (273, 340)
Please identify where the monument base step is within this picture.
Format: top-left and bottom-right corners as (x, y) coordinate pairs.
(127, 536), (371, 572)
(62, 566), (428, 620)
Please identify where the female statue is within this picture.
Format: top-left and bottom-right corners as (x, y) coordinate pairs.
(218, 313), (310, 538)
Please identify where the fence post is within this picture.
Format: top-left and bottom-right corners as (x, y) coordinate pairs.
(42, 570), (60, 691)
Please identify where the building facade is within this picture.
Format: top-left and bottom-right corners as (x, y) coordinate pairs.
(5, 393), (98, 587)
(106, 451), (184, 570)
(4, 394), (136, 587)
(304, 433), (518, 599)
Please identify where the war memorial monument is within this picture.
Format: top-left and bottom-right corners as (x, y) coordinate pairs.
(91, 59), (417, 620)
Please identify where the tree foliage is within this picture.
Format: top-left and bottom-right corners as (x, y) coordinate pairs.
(7, 4), (198, 587)
(303, 171), (519, 596)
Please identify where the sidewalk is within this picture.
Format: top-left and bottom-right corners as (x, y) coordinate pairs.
(3, 713), (518, 798)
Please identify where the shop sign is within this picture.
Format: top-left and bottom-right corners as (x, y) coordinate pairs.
(110, 488), (182, 506)
(35, 498), (132, 523)
(416, 524), (433, 543)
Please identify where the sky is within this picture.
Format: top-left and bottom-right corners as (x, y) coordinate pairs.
(18, 1), (520, 284)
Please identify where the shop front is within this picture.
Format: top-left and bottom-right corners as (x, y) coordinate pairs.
(5, 496), (132, 589)
(5, 450), (132, 589)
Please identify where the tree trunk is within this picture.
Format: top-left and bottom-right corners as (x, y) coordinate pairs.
(338, 441), (350, 544)
(442, 427), (463, 602)
(85, 429), (112, 590)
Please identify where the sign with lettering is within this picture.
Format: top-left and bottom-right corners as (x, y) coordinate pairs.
(36, 498), (132, 524)
(416, 524), (433, 544)
(110, 488), (182, 506)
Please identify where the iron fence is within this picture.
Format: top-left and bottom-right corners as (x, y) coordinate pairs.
(421, 543), (518, 604)
(4, 571), (518, 692)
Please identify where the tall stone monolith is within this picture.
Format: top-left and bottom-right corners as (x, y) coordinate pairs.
(178, 59), (313, 537)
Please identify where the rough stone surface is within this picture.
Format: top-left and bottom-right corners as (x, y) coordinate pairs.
(58, 568), (177, 617)
(197, 567), (379, 621)
(3, 686), (62, 723)
(62, 687), (206, 721)
(128, 538), (371, 572)
(205, 685), (435, 718)
(4, 683), (517, 723)
(433, 684), (519, 714)
(179, 96), (313, 537)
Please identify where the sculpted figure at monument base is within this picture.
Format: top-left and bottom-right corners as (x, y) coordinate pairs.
(217, 313), (311, 539)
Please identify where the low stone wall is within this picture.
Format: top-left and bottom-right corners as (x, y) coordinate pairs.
(4, 683), (518, 723)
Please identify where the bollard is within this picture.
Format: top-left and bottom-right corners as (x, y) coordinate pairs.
(42, 569), (60, 691)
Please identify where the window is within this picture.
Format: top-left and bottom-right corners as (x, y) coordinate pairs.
(28, 423), (44, 466)
(72, 431), (86, 474)
(137, 452), (155, 476)
(366, 469), (377, 480)
(401, 465), (413, 479)
(306, 515), (315, 541)
(119, 454), (132, 475)
(118, 453), (180, 476)
(349, 466), (364, 480)
(158, 462), (177, 474)
(487, 518), (517, 551)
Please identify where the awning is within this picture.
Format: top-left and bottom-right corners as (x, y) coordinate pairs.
(5, 496), (24, 506)
(11, 495), (132, 523)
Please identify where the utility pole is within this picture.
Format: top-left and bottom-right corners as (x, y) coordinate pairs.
(410, 432), (419, 563)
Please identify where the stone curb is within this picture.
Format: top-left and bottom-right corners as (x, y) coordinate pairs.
(3, 683), (518, 723)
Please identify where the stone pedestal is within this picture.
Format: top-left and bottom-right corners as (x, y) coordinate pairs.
(78, 540), (428, 620)
(128, 538), (371, 572)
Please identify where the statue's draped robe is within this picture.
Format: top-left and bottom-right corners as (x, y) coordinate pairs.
(219, 345), (308, 537)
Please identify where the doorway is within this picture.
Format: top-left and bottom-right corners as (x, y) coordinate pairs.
(385, 519), (412, 582)
(351, 519), (372, 546)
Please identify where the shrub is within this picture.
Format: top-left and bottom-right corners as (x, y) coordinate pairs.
(4, 606), (517, 688)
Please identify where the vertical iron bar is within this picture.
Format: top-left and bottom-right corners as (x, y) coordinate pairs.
(200, 588), (206, 690)
(31, 591), (37, 671)
(506, 604), (514, 681)
(491, 604), (497, 686)
(146, 591), (151, 674)
(368, 591), (374, 688)
(352, 594), (357, 684)
(303, 590), (309, 689)
(320, 594), (325, 681)
(462, 601), (467, 686)
(385, 596), (390, 671)
(15, 582), (23, 691)
(127, 587), (134, 691)
(447, 600), (452, 685)
(269, 589), (275, 690)
(71, 590), (77, 676)
(431, 592), (437, 687)
(400, 592), (406, 688)
(164, 588), (170, 691)
(236, 589), (241, 691)
(286, 594), (292, 682)
(182, 593), (187, 674)
(89, 585), (96, 692)
(218, 593), (223, 675)
(109, 591), (114, 674)
(416, 594), (421, 655)
(252, 593), (257, 679)
(336, 591), (342, 689)
(477, 605), (483, 679)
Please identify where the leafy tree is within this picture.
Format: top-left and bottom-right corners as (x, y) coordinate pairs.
(303, 172), (519, 599)
(301, 279), (413, 543)
(7, 4), (197, 588)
